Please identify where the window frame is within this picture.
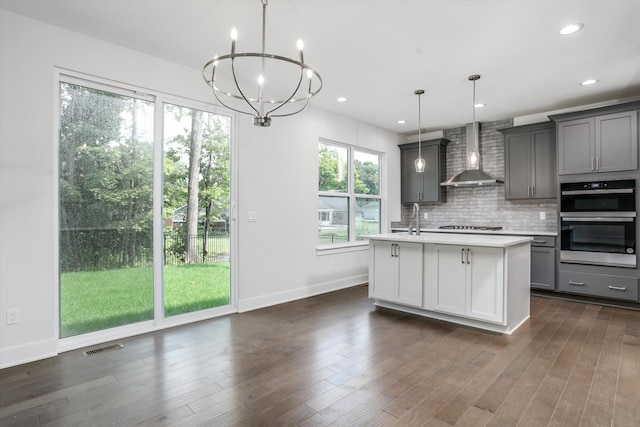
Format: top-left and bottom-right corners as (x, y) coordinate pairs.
(317, 138), (383, 253)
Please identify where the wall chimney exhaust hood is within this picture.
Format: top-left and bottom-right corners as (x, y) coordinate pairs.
(440, 122), (504, 187)
(441, 75), (503, 187)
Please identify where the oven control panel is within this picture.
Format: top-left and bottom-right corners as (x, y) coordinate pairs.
(561, 179), (635, 192)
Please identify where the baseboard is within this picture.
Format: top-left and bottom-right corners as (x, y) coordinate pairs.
(237, 274), (368, 313)
(0, 338), (58, 369)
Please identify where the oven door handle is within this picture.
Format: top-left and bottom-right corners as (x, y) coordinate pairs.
(561, 188), (635, 195)
(562, 217), (635, 222)
(560, 211), (636, 218)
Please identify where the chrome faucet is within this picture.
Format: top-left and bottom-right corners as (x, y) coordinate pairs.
(413, 203), (421, 236)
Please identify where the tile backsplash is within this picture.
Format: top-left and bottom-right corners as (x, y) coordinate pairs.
(395, 118), (558, 233)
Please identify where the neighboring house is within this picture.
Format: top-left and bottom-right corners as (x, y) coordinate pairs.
(358, 199), (380, 221)
(169, 204), (228, 233)
(318, 197), (361, 230)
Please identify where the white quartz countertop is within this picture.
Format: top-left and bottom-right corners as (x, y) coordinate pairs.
(391, 227), (557, 237)
(369, 232), (533, 248)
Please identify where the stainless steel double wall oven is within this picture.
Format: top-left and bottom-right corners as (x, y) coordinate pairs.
(560, 179), (637, 268)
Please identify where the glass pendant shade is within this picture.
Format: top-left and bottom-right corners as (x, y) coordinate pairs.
(467, 151), (480, 169)
(415, 157), (425, 173)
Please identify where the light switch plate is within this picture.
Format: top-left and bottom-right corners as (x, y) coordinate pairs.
(248, 211), (257, 222)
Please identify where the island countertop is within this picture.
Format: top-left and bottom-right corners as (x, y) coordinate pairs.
(368, 232), (532, 248)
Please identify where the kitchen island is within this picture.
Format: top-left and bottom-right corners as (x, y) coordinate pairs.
(368, 233), (532, 334)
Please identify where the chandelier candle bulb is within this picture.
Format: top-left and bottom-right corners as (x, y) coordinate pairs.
(297, 39), (304, 62)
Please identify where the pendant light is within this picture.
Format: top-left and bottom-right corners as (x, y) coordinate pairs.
(414, 89), (425, 173)
(467, 75), (481, 169)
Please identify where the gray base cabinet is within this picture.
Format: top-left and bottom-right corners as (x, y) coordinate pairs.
(400, 139), (448, 204)
(558, 270), (639, 302)
(550, 102), (639, 175)
(531, 236), (556, 290)
(500, 122), (556, 200)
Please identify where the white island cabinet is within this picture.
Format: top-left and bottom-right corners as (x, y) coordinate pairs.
(368, 233), (532, 334)
(370, 240), (423, 307)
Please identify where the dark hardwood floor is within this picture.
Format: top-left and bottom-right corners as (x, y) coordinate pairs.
(1, 285), (639, 426)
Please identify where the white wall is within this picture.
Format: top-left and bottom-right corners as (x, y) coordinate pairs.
(0, 10), (402, 368)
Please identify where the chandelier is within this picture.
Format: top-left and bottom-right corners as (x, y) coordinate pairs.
(202, 0), (323, 127)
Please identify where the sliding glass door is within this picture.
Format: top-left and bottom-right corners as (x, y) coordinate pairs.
(58, 81), (155, 337)
(162, 103), (231, 317)
(58, 77), (233, 340)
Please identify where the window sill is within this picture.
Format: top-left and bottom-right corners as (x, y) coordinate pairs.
(316, 241), (370, 256)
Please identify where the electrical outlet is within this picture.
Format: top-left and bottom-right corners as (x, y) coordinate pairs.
(7, 308), (19, 325)
(539, 212), (546, 220)
(423, 212), (428, 219)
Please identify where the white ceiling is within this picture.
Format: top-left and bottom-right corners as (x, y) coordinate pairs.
(2, 0), (640, 135)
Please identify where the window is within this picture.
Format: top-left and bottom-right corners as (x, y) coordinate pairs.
(318, 140), (381, 245)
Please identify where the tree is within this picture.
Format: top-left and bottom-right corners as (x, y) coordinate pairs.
(59, 82), (154, 271)
(185, 110), (204, 263)
(354, 160), (379, 195)
(318, 145), (347, 191)
(199, 114), (231, 257)
(163, 104), (231, 263)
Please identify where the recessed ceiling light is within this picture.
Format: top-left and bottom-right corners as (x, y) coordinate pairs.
(474, 103), (485, 108)
(559, 23), (583, 35)
(397, 120), (407, 124)
(581, 79), (598, 86)
(336, 97), (347, 102)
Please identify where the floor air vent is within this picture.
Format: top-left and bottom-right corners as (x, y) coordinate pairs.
(83, 343), (124, 356)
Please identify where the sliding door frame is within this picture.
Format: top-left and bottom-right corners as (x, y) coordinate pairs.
(54, 68), (238, 353)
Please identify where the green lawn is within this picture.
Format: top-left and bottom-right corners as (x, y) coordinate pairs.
(60, 263), (230, 337)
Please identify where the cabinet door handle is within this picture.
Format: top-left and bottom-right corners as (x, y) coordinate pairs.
(608, 285), (627, 291)
(531, 186), (535, 197)
(466, 248), (471, 264)
(591, 157), (595, 171)
(568, 280), (585, 286)
(394, 244), (398, 258)
(596, 157), (600, 171)
(461, 248), (465, 264)
(532, 239), (546, 244)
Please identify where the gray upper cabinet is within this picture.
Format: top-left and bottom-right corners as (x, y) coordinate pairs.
(550, 102), (640, 176)
(399, 138), (449, 204)
(500, 122), (556, 200)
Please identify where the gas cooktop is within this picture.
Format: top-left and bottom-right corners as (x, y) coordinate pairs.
(439, 225), (503, 231)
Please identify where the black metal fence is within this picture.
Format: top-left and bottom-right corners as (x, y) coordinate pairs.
(59, 228), (229, 271)
(163, 232), (230, 265)
(60, 228), (153, 271)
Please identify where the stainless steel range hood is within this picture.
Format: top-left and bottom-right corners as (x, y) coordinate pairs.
(440, 122), (503, 187)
